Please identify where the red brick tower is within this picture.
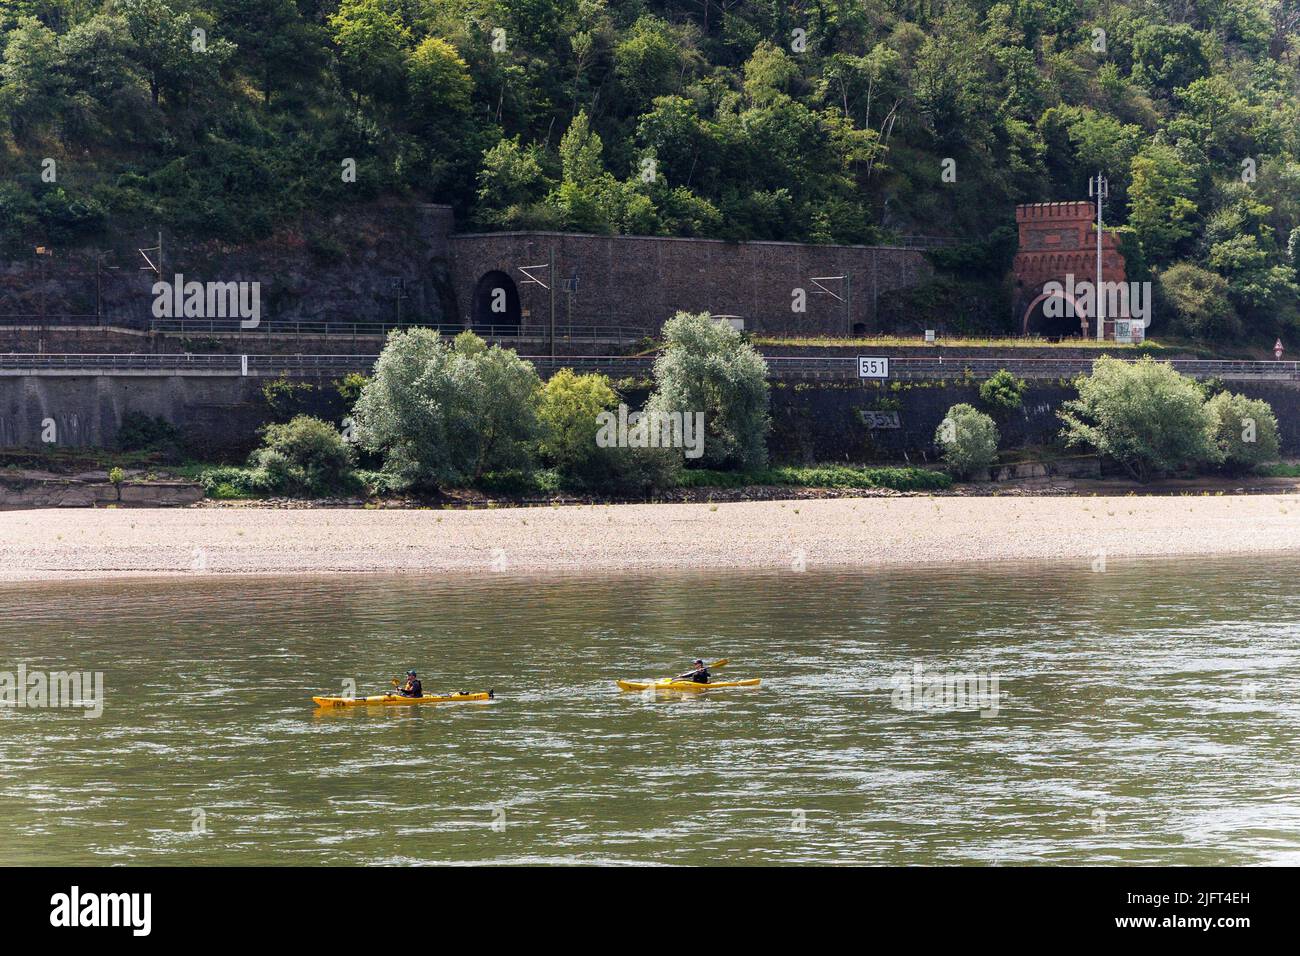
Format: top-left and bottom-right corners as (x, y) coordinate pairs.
(1013, 201), (1126, 338)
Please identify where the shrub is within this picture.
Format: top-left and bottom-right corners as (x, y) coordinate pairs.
(196, 466), (276, 499)
(475, 469), (562, 497)
(334, 373), (369, 407)
(674, 465), (951, 492)
(1206, 391), (1279, 473)
(260, 378), (319, 422)
(1059, 356), (1220, 481)
(352, 329), (542, 487)
(602, 444), (683, 496)
(248, 415), (356, 496)
(978, 369), (1027, 413)
(533, 368), (681, 493)
(935, 404), (999, 478)
(107, 466), (125, 501)
(1157, 262), (1241, 341)
(650, 312), (770, 470)
(536, 368), (618, 480)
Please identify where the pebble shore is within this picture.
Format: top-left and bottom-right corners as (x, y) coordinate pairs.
(3, 493), (1300, 580)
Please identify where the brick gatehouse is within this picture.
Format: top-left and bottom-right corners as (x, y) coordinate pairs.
(1013, 201), (1128, 339)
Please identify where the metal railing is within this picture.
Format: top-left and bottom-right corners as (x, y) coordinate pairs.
(146, 318), (654, 343)
(2, 353), (1299, 382)
(0, 314), (102, 325)
(891, 236), (964, 249)
(0, 353), (379, 375)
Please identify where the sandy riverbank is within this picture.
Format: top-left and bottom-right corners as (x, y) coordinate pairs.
(2, 493), (1300, 581)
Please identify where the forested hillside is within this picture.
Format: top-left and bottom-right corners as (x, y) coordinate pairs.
(1, 0), (1298, 340)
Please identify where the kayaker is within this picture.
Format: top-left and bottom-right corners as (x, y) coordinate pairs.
(397, 670), (423, 697)
(676, 660), (710, 684)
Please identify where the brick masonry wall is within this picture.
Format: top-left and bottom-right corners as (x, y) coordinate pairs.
(3, 205), (934, 339)
(448, 231), (932, 335)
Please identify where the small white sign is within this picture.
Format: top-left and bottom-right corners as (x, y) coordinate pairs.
(857, 356), (889, 379)
(924, 329), (935, 343)
(1114, 320), (1132, 345)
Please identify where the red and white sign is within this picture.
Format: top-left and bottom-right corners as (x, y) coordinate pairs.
(1275, 339), (1284, 360)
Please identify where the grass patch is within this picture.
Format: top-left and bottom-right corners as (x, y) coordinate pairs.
(752, 335), (1170, 351)
(1257, 462), (1300, 478)
(676, 464), (952, 492)
(194, 465), (274, 498)
(474, 469), (563, 496)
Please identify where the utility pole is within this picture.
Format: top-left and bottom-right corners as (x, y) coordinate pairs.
(139, 231), (163, 280)
(1089, 172), (1108, 340)
(845, 273), (853, 337)
(810, 275), (848, 335)
(549, 246), (556, 361)
(393, 278), (407, 326)
(35, 245), (51, 329)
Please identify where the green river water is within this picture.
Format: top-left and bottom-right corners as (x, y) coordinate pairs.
(2, 556), (1298, 866)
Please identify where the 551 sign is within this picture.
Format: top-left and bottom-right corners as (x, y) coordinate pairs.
(857, 356), (889, 379)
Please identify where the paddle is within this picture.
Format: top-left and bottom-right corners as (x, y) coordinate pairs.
(384, 677), (413, 697)
(387, 677), (480, 698)
(663, 658), (729, 682)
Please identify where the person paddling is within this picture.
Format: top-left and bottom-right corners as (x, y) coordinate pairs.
(397, 670), (423, 697)
(675, 659), (710, 684)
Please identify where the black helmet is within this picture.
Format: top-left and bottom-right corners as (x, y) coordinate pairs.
(406, 670), (417, 676)
(693, 659), (705, 666)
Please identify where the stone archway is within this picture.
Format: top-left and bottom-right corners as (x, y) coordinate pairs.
(1021, 291), (1088, 338)
(471, 270), (521, 331)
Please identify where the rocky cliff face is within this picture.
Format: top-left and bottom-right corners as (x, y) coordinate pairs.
(0, 202), (458, 329)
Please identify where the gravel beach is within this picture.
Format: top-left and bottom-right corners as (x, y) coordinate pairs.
(2, 494), (1300, 580)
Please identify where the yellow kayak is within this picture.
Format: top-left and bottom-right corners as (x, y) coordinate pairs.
(617, 678), (760, 693)
(312, 690), (494, 708)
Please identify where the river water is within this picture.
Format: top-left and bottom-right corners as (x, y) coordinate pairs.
(2, 557), (1298, 866)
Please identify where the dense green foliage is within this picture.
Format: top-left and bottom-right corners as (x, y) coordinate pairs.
(352, 327), (542, 487)
(249, 414), (357, 494)
(3, 1), (1297, 340)
(1206, 388), (1280, 472)
(1059, 355), (1223, 480)
(197, 463), (276, 498)
(675, 464), (952, 491)
(978, 368), (1027, 413)
(341, 317), (770, 494)
(535, 367), (618, 479)
(198, 414), (358, 496)
(935, 402), (999, 477)
(115, 410), (183, 457)
(535, 366), (682, 491)
(650, 311), (770, 469)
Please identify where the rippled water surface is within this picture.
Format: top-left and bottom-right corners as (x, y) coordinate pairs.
(2, 557), (1299, 865)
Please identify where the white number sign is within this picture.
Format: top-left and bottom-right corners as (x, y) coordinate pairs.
(857, 356), (889, 379)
